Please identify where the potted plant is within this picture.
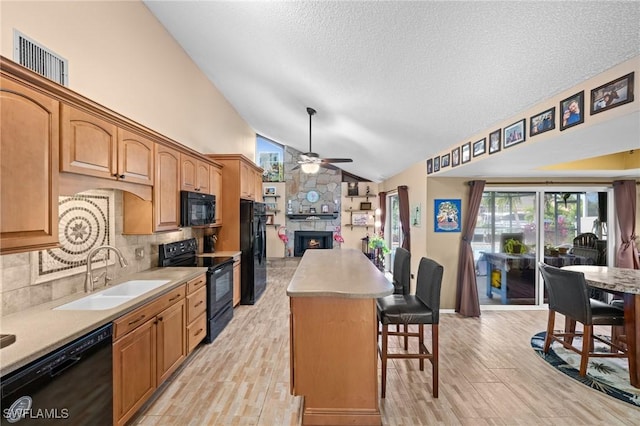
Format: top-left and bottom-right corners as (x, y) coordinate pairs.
(368, 234), (390, 270)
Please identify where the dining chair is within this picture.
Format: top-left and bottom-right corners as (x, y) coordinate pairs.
(538, 263), (627, 376)
(377, 257), (443, 398)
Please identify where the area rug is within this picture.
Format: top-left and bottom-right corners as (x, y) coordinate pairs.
(531, 331), (640, 407)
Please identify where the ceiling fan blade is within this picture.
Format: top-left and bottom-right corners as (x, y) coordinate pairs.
(321, 158), (353, 163)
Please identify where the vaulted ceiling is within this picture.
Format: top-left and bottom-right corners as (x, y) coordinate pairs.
(144, 1), (640, 182)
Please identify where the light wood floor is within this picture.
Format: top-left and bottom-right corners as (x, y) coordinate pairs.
(134, 257), (640, 425)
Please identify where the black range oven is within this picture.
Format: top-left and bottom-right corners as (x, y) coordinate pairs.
(159, 238), (234, 344)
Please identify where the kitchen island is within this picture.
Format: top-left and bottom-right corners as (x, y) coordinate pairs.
(287, 248), (393, 426)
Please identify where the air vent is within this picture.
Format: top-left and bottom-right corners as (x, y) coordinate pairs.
(13, 30), (68, 86)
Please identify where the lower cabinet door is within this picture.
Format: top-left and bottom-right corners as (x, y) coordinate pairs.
(187, 313), (207, 353)
(113, 318), (157, 426)
(156, 299), (187, 384)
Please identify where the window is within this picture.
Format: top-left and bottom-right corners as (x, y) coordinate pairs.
(256, 135), (284, 182)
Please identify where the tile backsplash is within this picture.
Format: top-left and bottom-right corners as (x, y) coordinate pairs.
(0, 190), (192, 316)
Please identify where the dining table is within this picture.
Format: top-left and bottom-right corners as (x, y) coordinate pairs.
(563, 265), (640, 388)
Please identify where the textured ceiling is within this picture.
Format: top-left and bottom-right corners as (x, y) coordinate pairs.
(144, 1), (640, 182)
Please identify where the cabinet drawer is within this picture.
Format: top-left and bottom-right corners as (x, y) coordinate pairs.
(187, 314), (207, 353)
(187, 274), (206, 294)
(114, 284), (186, 340)
(187, 285), (207, 323)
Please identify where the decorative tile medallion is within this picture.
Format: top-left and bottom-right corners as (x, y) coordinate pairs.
(33, 190), (115, 283)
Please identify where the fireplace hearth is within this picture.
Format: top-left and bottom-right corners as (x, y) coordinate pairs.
(294, 231), (333, 257)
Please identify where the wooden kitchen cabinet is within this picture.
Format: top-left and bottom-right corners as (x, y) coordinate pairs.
(154, 145), (181, 232)
(0, 75), (59, 254)
(60, 105), (154, 186)
(180, 153), (211, 194)
(156, 299), (187, 384)
(113, 317), (156, 426)
(210, 164), (223, 224)
(206, 154), (263, 252)
(113, 284), (186, 426)
(186, 274), (207, 353)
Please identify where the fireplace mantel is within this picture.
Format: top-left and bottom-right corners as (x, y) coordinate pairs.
(286, 213), (338, 221)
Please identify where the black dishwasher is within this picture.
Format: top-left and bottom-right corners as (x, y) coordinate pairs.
(1, 323), (113, 425)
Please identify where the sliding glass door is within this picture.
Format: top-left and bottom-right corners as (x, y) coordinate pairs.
(472, 186), (612, 307)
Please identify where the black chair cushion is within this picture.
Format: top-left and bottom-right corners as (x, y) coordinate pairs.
(590, 299), (625, 326)
(377, 294), (435, 325)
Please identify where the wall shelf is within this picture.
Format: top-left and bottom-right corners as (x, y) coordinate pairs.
(263, 194), (280, 199)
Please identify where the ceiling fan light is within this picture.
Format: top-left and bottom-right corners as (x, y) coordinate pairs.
(300, 163), (320, 174)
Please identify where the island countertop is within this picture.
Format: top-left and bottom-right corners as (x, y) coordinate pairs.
(286, 248), (394, 298)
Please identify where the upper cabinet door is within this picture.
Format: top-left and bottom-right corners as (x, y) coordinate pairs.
(118, 128), (154, 186)
(155, 145), (181, 232)
(180, 154), (198, 192)
(196, 161), (211, 194)
(1, 77), (59, 253)
(60, 104), (118, 180)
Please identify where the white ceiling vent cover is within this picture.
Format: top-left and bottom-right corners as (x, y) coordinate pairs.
(13, 30), (68, 86)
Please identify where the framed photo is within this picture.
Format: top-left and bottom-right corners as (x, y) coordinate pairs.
(426, 158), (433, 175)
(489, 129), (501, 154)
(265, 202), (277, 212)
(434, 199), (461, 233)
(590, 72), (634, 115)
(352, 212), (374, 226)
(309, 207), (316, 214)
(560, 91), (584, 131)
(321, 204), (329, 213)
(263, 186), (276, 196)
(441, 153), (450, 168)
(473, 138), (486, 157)
(461, 142), (471, 164)
(433, 156), (440, 172)
(360, 201), (372, 210)
(503, 119), (526, 148)
(530, 107), (555, 137)
(347, 182), (359, 196)
(451, 147), (460, 167)
(266, 214), (274, 225)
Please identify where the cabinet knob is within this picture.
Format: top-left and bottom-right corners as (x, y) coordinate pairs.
(112, 173), (125, 179)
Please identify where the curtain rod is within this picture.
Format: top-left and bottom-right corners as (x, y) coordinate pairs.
(467, 180), (639, 186)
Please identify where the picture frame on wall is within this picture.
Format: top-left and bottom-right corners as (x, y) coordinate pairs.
(590, 72), (634, 115)
(473, 138), (486, 157)
(359, 202), (372, 210)
(560, 91), (584, 131)
(503, 119), (526, 148)
(433, 156), (440, 172)
(441, 153), (450, 168)
(426, 158), (433, 174)
(451, 147), (460, 167)
(461, 142), (471, 163)
(347, 182), (359, 196)
(434, 199), (461, 233)
(489, 129), (501, 154)
(264, 186), (276, 196)
(530, 107), (555, 137)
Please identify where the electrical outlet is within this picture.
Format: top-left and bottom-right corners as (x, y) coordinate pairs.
(135, 248), (144, 259)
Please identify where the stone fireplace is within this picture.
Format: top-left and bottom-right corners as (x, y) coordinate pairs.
(294, 231), (333, 257)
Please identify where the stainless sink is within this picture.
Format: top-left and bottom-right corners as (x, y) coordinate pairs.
(54, 279), (170, 311)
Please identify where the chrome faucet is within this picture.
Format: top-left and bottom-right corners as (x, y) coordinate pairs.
(84, 245), (128, 293)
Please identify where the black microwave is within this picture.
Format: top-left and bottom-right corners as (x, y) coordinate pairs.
(181, 191), (216, 227)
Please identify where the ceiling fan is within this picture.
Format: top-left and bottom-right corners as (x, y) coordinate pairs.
(297, 107), (353, 173)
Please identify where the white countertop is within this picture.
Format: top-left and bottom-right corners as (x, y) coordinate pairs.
(286, 248), (394, 298)
(0, 267), (207, 376)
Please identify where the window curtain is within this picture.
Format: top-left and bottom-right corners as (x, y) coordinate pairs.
(398, 186), (410, 251)
(378, 191), (387, 236)
(455, 180), (485, 317)
(613, 180), (639, 269)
